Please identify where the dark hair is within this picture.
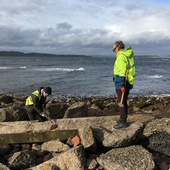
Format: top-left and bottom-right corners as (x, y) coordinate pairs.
(45, 87), (52, 95)
(114, 40), (125, 49)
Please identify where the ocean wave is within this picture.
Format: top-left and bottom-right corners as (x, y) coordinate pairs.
(147, 75), (163, 79)
(0, 66), (26, 69)
(34, 67), (85, 72)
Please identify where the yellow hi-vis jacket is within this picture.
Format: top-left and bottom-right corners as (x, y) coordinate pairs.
(25, 90), (41, 106)
(113, 46), (136, 89)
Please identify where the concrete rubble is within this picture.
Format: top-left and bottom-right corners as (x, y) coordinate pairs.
(0, 94), (170, 169)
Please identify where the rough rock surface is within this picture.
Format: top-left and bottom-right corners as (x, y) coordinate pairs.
(78, 126), (97, 153)
(0, 107), (28, 122)
(93, 121), (144, 148)
(29, 145), (86, 170)
(0, 163), (10, 170)
(97, 145), (155, 170)
(64, 102), (88, 118)
(6, 150), (36, 169)
(143, 119), (170, 156)
(41, 139), (69, 153)
(0, 95), (169, 169)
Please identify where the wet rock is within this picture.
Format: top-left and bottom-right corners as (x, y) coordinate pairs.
(97, 145), (155, 170)
(41, 139), (69, 152)
(64, 102), (88, 118)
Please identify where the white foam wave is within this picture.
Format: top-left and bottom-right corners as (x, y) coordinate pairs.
(34, 67), (85, 72)
(19, 66), (26, 69)
(148, 75), (163, 79)
(0, 66), (26, 70)
(0, 67), (12, 69)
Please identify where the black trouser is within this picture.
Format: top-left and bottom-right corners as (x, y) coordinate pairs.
(25, 106), (47, 121)
(116, 89), (130, 123)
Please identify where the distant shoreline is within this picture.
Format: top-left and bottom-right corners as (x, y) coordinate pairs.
(0, 51), (168, 58)
(0, 51), (90, 58)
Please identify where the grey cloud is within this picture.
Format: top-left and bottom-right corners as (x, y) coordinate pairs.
(56, 22), (73, 30)
(0, 25), (40, 47)
(0, 21), (170, 55)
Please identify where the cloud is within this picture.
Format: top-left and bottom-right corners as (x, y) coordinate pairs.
(0, 0), (169, 55)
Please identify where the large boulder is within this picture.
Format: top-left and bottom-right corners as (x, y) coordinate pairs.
(93, 121), (144, 148)
(6, 150), (36, 169)
(29, 145), (86, 170)
(46, 103), (69, 119)
(64, 102), (88, 118)
(97, 145), (155, 170)
(0, 106), (28, 122)
(143, 118), (170, 156)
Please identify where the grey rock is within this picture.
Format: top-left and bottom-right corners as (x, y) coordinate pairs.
(7, 150), (36, 169)
(93, 121), (144, 148)
(41, 139), (69, 152)
(143, 118), (170, 156)
(0, 106), (28, 122)
(29, 145), (86, 170)
(64, 102), (88, 118)
(0, 95), (13, 104)
(78, 126), (97, 153)
(47, 103), (69, 119)
(97, 145), (155, 170)
(0, 163), (10, 170)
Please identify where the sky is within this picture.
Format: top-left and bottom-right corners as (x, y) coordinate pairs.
(0, 0), (170, 56)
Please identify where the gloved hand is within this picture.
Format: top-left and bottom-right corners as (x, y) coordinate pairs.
(120, 87), (126, 93)
(40, 112), (48, 118)
(40, 111), (52, 120)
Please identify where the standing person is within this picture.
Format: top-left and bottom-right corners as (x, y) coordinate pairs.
(25, 87), (52, 121)
(112, 40), (136, 129)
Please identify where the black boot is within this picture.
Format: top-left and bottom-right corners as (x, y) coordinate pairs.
(114, 120), (128, 129)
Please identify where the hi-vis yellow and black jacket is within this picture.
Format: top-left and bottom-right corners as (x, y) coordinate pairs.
(113, 46), (136, 90)
(25, 87), (46, 114)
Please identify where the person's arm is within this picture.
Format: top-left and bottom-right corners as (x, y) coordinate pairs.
(31, 94), (43, 114)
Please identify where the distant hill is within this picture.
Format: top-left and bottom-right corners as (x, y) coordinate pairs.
(0, 51), (90, 58)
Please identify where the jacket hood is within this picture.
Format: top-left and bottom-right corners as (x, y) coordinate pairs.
(121, 46), (134, 58)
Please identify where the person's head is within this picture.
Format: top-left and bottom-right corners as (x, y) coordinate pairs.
(43, 87), (52, 97)
(112, 40), (125, 53)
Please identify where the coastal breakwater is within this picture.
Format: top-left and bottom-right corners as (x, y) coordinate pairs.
(0, 94), (169, 169)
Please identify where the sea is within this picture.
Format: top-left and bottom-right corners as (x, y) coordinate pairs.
(0, 54), (170, 98)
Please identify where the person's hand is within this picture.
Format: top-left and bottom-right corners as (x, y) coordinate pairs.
(121, 87), (126, 93)
(40, 112), (45, 117)
(40, 112), (47, 117)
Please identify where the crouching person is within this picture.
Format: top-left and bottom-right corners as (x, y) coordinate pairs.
(25, 87), (52, 121)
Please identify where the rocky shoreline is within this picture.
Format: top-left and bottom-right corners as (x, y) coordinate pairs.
(0, 94), (170, 170)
